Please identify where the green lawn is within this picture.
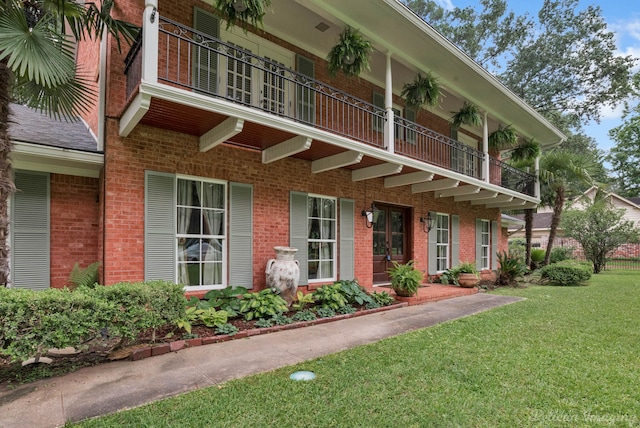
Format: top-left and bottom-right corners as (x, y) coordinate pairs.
(75, 271), (640, 427)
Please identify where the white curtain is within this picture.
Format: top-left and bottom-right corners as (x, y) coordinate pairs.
(196, 182), (223, 285)
(177, 179), (193, 285)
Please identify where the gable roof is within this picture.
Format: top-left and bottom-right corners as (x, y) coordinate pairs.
(512, 212), (554, 230)
(8, 104), (99, 153)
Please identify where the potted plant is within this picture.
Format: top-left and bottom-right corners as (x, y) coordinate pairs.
(213, 0), (272, 32)
(388, 260), (424, 297)
(327, 26), (373, 78)
(454, 261), (480, 288)
(400, 72), (441, 110)
(440, 261), (479, 288)
(450, 101), (482, 129)
(488, 124), (518, 151)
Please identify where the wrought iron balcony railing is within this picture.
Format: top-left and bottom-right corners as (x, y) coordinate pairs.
(124, 16), (535, 195)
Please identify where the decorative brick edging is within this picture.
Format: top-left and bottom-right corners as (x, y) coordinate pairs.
(130, 302), (408, 362)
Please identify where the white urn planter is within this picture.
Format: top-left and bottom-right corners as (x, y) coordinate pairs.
(265, 246), (300, 306)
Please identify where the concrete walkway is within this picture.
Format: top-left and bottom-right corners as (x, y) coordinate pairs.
(0, 293), (524, 427)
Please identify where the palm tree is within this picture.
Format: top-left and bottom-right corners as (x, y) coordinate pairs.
(0, 0), (137, 286)
(539, 150), (594, 265)
(509, 138), (540, 267)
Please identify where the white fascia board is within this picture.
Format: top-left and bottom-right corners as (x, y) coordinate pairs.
(12, 142), (104, 178)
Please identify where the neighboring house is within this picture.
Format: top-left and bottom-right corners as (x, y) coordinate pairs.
(10, 0), (565, 292)
(509, 186), (640, 258)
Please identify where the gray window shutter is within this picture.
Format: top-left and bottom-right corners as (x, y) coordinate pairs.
(428, 211), (437, 275)
(451, 214), (459, 268)
(145, 171), (176, 282)
(296, 55), (315, 124)
(290, 191), (308, 285)
(339, 198), (355, 280)
(492, 220), (499, 270)
(11, 171), (50, 290)
(193, 7), (220, 94)
(476, 218), (483, 271)
(229, 182), (253, 289)
(372, 91), (385, 133)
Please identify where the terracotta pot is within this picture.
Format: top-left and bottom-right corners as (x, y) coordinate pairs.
(457, 273), (479, 288)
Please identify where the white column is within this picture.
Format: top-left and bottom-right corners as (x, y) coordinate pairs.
(482, 110), (489, 182)
(142, 0), (159, 84)
(534, 155), (541, 198)
(384, 51), (394, 153)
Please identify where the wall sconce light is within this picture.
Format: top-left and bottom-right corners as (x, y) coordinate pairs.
(420, 212), (434, 233)
(233, 0), (248, 12)
(362, 203), (376, 228)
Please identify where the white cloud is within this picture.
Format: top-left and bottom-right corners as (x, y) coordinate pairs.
(600, 103), (625, 121)
(437, 0), (455, 11)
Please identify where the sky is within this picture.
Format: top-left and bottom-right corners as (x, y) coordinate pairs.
(435, 0), (640, 155)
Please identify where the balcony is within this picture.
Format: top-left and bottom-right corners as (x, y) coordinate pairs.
(122, 14), (536, 200)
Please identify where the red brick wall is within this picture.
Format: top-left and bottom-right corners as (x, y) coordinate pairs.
(101, 121), (501, 288)
(50, 174), (101, 288)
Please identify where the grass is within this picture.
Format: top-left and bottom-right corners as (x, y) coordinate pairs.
(73, 271), (640, 427)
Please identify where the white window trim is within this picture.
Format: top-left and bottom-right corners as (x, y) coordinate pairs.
(480, 219), (490, 270)
(436, 213), (449, 273)
(176, 174), (228, 291)
(307, 193), (337, 283)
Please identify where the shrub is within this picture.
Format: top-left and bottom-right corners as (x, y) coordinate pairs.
(336, 279), (374, 306)
(370, 291), (395, 306)
(312, 283), (348, 310)
(530, 248), (545, 263)
(86, 280), (186, 341)
(539, 261), (591, 286)
(550, 246), (574, 264)
(0, 287), (111, 362)
(238, 289), (288, 320)
(497, 251), (527, 286)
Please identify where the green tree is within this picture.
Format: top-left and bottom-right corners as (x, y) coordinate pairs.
(607, 103), (640, 198)
(539, 150), (593, 266)
(561, 197), (640, 273)
(0, 1), (137, 286)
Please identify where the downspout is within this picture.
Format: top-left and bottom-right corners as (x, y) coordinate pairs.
(384, 51), (394, 152)
(99, 29), (108, 284)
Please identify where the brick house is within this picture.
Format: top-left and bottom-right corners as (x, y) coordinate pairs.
(9, 0), (565, 293)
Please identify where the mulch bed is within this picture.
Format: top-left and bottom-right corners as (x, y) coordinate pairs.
(0, 302), (405, 386)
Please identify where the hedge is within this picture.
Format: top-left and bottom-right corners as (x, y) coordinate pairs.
(539, 261), (592, 286)
(0, 281), (186, 362)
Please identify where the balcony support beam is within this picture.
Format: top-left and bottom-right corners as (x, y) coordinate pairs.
(454, 190), (499, 202)
(262, 136), (312, 164)
(384, 171), (434, 188)
(411, 178), (459, 194)
(200, 117), (245, 152)
(471, 194), (513, 206)
(484, 199), (527, 209)
(312, 151), (363, 173)
(119, 92), (151, 137)
(436, 185), (481, 198)
(352, 163), (403, 181)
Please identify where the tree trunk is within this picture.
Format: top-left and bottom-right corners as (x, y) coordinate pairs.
(545, 186), (565, 266)
(0, 58), (16, 287)
(524, 208), (534, 267)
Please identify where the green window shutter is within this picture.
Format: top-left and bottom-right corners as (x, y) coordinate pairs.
(145, 171), (176, 282)
(11, 171), (50, 290)
(372, 91), (385, 133)
(491, 220), (498, 270)
(428, 211), (437, 275)
(339, 198), (355, 280)
(193, 7), (220, 94)
(475, 218), (483, 271)
(296, 55), (316, 124)
(451, 214), (459, 268)
(229, 182), (253, 289)
(290, 191), (308, 285)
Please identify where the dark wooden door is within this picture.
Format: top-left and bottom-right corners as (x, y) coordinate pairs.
(372, 204), (410, 284)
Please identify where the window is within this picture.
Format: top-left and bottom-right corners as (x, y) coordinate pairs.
(176, 177), (226, 288)
(436, 213), (449, 272)
(307, 195), (336, 281)
(480, 220), (490, 269)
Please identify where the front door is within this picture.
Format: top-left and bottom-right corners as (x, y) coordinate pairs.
(372, 204), (410, 284)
